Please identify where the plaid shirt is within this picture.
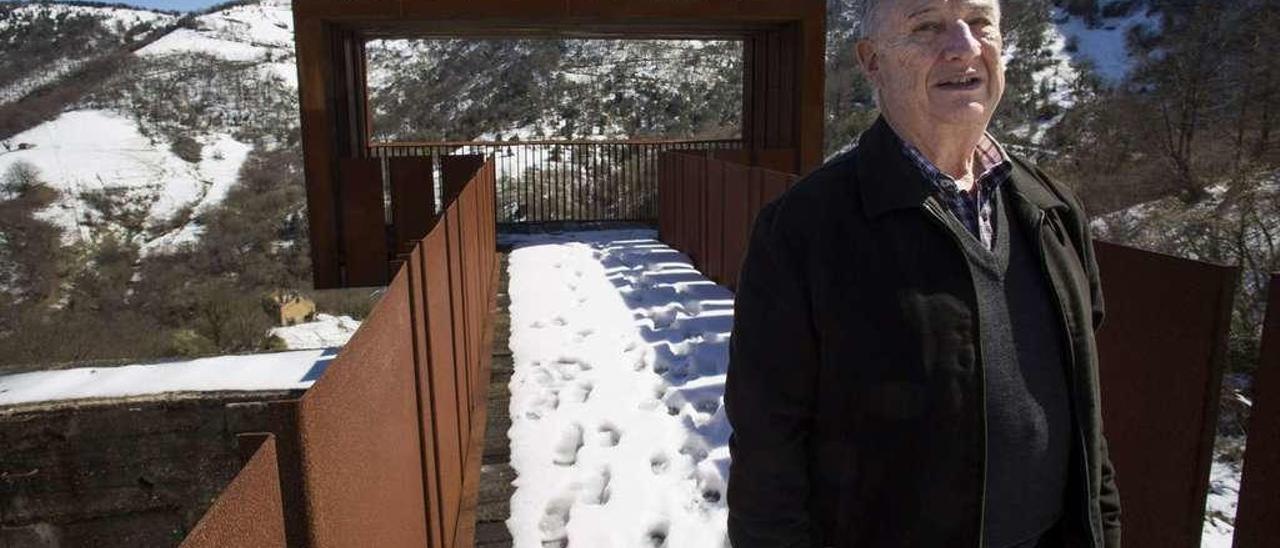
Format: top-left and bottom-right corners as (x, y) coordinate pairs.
(898, 134), (1012, 251)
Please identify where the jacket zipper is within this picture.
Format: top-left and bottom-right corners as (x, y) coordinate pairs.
(1033, 210), (1098, 548)
(921, 199), (988, 548)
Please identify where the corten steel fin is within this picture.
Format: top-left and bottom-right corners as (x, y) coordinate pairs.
(423, 223), (465, 548)
(442, 154), (485, 205)
(1233, 274), (1280, 548)
(180, 436), (287, 548)
(407, 244), (445, 548)
(720, 160), (750, 291)
(182, 161), (500, 547)
(337, 157), (390, 287)
(1094, 241), (1238, 548)
(390, 156), (436, 254)
(706, 158), (726, 284)
(296, 271), (430, 547)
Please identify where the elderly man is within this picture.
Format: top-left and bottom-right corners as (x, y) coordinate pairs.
(723, 0), (1121, 547)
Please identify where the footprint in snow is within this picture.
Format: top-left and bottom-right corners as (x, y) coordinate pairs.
(563, 380), (594, 404)
(579, 465), (612, 505)
(552, 423), (584, 466)
(650, 452), (670, 474)
(539, 493), (574, 545)
(646, 521), (670, 548)
(596, 421), (621, 447)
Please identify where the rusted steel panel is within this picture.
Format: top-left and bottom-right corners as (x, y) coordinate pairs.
(295, 19), (339, 289)
(765, 29), (781, 147)
(777, 25), (796, 153)
(390, 157), (436, 254)
(337, 158), (389, 287)
(756, 148), (798, 175)
(407, 245), (444, 548)
(422, 225), (464, 548)
(721, 161), (750, 291)
(761, 168), (790, 205)
(442, 154), (485, 205)
(180, 436), (286, 548)
(1233, 274), (1280, 548)
(711, 148), (751, 167)
(796, 17), (825, 172)
(705, 159), (725, 284)
(445, 206), (474, 471)
(296, 272), (429, 547)
(1094, 241), (1237, 548)
(746, 166), (765, 228)
(460, 183), (482, 415)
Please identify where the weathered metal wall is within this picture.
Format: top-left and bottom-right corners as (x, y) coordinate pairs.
(1233, 274), (1280, 548)
(180, 159), (499, 548)
(1093, 242), (1237, 548)
(658, 150), (797, 290)
(179, 436), (287, 548)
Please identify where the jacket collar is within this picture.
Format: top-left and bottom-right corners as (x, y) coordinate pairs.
(856, 116), (936, 220)
(854, 115), (1069, 219)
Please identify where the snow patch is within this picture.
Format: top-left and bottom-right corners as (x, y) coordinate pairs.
(504, 229), (733, 547)
(1050, 4), (1161, 85)
(0, 349), (332, 406)
(271, 314), (362, 350)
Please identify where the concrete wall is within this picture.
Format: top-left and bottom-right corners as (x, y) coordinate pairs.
(0, 391), (299, 548)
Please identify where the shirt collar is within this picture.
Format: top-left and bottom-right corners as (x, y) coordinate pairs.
(897, 131), (1011, 193)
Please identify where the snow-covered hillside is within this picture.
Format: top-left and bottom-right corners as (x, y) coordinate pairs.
(0, 0), (297, 254)
(137, 0), (296, 87)
(1049, 1), (1161, 86)
(0, 109), (251, 251)
(0, 1), (177, 104)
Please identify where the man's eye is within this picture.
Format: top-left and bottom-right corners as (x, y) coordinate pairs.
(967, 17), (992, 28)
(912, 22), (943, 33)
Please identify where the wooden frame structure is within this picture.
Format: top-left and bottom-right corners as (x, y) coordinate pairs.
(291, 0), (826, 288)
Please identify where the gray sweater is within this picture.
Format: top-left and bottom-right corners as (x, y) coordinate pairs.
(937, 188), (1072, 548)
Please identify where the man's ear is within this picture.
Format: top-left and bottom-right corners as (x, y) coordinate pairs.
(855, 39), (879, 82)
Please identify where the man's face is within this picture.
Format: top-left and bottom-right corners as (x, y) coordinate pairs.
(857, 0), (1005, 132)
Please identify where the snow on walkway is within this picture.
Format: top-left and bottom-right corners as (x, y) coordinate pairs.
(504, 229), (735, 548)
(0, 349), (336, 407)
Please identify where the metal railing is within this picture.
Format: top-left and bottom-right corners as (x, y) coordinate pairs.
(370, 138), (742, 224)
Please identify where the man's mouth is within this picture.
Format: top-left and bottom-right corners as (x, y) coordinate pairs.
(935, 75), (983, 91)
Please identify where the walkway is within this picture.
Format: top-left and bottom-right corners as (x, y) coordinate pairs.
(476, 229), (735, 547)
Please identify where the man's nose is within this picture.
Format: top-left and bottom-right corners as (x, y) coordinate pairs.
(941, 21), (982, 60)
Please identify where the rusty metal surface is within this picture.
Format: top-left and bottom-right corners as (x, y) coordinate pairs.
(1233, 274), (1280, 548)
(706, 159), (725, 284)
(179, 436), (286, 548)
(407, 244), (444, 548)
(721, 160), (750, 291)
(421, 224), (465, 548)
(337, 157), (390, 286)
(182, 160), (500, 548)
(1094, 241), (1238, 548)
(391, 156), (436, 254)
(297, 271), (429, 547)
(442, 154), (485, 204)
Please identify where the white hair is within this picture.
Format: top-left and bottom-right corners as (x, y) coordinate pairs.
(854, 0), (886, 41)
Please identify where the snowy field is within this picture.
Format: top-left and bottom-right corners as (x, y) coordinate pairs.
(0, 348), (334, 407)
(504, 229), (734, 547)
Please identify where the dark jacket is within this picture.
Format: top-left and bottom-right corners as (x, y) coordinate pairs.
(724, 118), (1121, 548)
